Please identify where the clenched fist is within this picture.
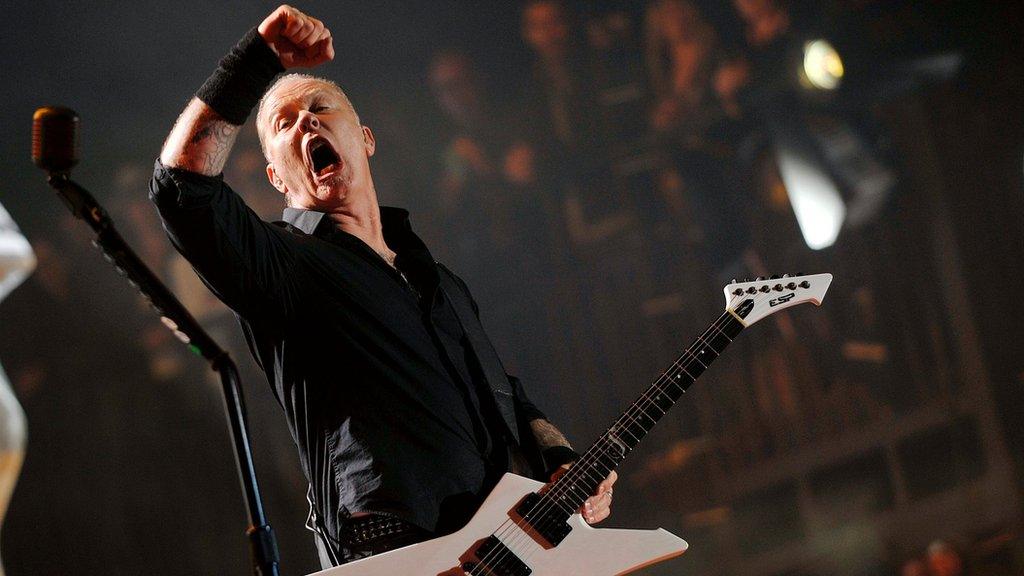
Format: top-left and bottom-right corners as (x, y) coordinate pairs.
(258, 5), (334, 69)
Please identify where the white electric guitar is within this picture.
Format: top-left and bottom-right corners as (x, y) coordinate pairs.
(313, 273), (833, 576)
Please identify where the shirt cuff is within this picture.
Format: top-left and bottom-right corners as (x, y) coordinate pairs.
(150, 159), (226, 209)
(543, 446), (581, 478)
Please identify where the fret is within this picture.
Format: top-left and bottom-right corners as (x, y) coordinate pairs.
(692, 342), (719, 363)
(640, 398), (668, 416)
(542, 492), (576, 516)
(675, 363), (699, 382)
(614, 420), (645, 446)
(703, 328), (734, 352)
(661, 371), (694, 397)
(564, 482), (591, 503)
(589, 455), (610, 477)
(649, 388), (676, 412)
(660, 374), (687, 396)
(632, 404), (659, 427)
(681, 357), (707, 378)
(636, 410), (657, 430)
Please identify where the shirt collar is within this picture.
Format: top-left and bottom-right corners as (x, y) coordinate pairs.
(280, 206), (412, 238)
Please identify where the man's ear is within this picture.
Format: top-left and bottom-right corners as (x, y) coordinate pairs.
(266, 163), (287, 195)
(362, 126), (376, 157)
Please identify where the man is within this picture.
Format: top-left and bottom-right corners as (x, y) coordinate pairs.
(150, 5), (616, 568)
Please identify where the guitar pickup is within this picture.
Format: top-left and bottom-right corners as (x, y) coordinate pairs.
(461, 535), (532, 576)
(515, 492), (572, 547)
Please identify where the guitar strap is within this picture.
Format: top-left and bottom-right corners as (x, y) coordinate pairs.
(435, 263), (521, 446)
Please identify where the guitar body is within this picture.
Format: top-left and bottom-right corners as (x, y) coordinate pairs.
(311, 473), (687, 576)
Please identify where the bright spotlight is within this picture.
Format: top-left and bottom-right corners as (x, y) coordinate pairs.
(774, 137), (846, 251)
(801, 39), (844, 91)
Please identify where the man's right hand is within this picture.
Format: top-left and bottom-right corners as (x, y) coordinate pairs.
(258, 5), (335, 69)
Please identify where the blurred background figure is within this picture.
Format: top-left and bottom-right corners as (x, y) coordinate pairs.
(926, 540), (966, 576)
(644, 0), (717, 135)
(0, 202), (33, 576)
(899, 558), (930, 576)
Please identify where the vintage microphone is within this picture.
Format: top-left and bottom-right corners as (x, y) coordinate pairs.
(32, 106), (281, 576)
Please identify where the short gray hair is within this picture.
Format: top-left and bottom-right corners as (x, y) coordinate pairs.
(255, 73), (360, 159)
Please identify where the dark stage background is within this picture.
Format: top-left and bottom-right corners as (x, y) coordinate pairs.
(0, 1), (1022, 575)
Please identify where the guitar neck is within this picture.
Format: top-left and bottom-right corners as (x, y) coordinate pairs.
(547, 311), (745, 510)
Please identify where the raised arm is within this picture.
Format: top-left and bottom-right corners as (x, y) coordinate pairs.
(160, 5), (334, 175)
(151, 6), (334, 317)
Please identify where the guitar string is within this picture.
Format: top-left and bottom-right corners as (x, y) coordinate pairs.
(489, 288), (780, 571)
(474, 291), (768, 572)
(491, 309), (741, 561)
(477, 287), (788, 573)
(474, 309), (740, 571)
(479, 307), (742, 569)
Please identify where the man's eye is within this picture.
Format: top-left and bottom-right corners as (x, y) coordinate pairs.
(276, 118), (290, 131)
(312, 104), (330, 113)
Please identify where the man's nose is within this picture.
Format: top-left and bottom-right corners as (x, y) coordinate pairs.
(297, 111), (321, 132)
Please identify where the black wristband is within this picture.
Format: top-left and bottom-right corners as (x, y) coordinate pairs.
(196, 27), (285, 125)
(542, 446), (581, 478)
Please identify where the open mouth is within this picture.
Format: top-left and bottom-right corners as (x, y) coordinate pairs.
(306, 137), (341, 179)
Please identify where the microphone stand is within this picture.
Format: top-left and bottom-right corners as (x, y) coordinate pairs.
(43, 173), (281, 576)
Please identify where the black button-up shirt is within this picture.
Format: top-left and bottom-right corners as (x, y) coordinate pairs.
(149, 161), (547, 537)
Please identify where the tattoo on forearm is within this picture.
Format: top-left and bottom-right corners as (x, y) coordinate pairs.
(530, 419), (573, 450)
(188, 119), (238, 174)
(161, 99), (240, 176)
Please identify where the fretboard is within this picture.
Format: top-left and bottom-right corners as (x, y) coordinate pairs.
(544, 311), (745, 513)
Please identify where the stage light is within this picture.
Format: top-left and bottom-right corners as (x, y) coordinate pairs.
(774, 138), (846, 250)
(801, 39), (844, 91)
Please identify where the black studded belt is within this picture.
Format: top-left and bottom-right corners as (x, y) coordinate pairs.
(339, 514), (430, 558)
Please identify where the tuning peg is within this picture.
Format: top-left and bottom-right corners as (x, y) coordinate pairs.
(769, 274), (781, 280)
(746, 287), (757, 294)
(782, 273), (790, 278)
(799, 281), (810, 288)
(786, 282), (797, 290)
(731, 278), (737, 284)
(773, 284), (784, 291)
(755, 276), (765, 281)
(732, 289), (744, 296)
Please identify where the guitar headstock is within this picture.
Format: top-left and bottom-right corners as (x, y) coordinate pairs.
(724, 273), (833, 326)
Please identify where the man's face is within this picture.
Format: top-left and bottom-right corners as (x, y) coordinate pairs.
(259, 77), (375, 211)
